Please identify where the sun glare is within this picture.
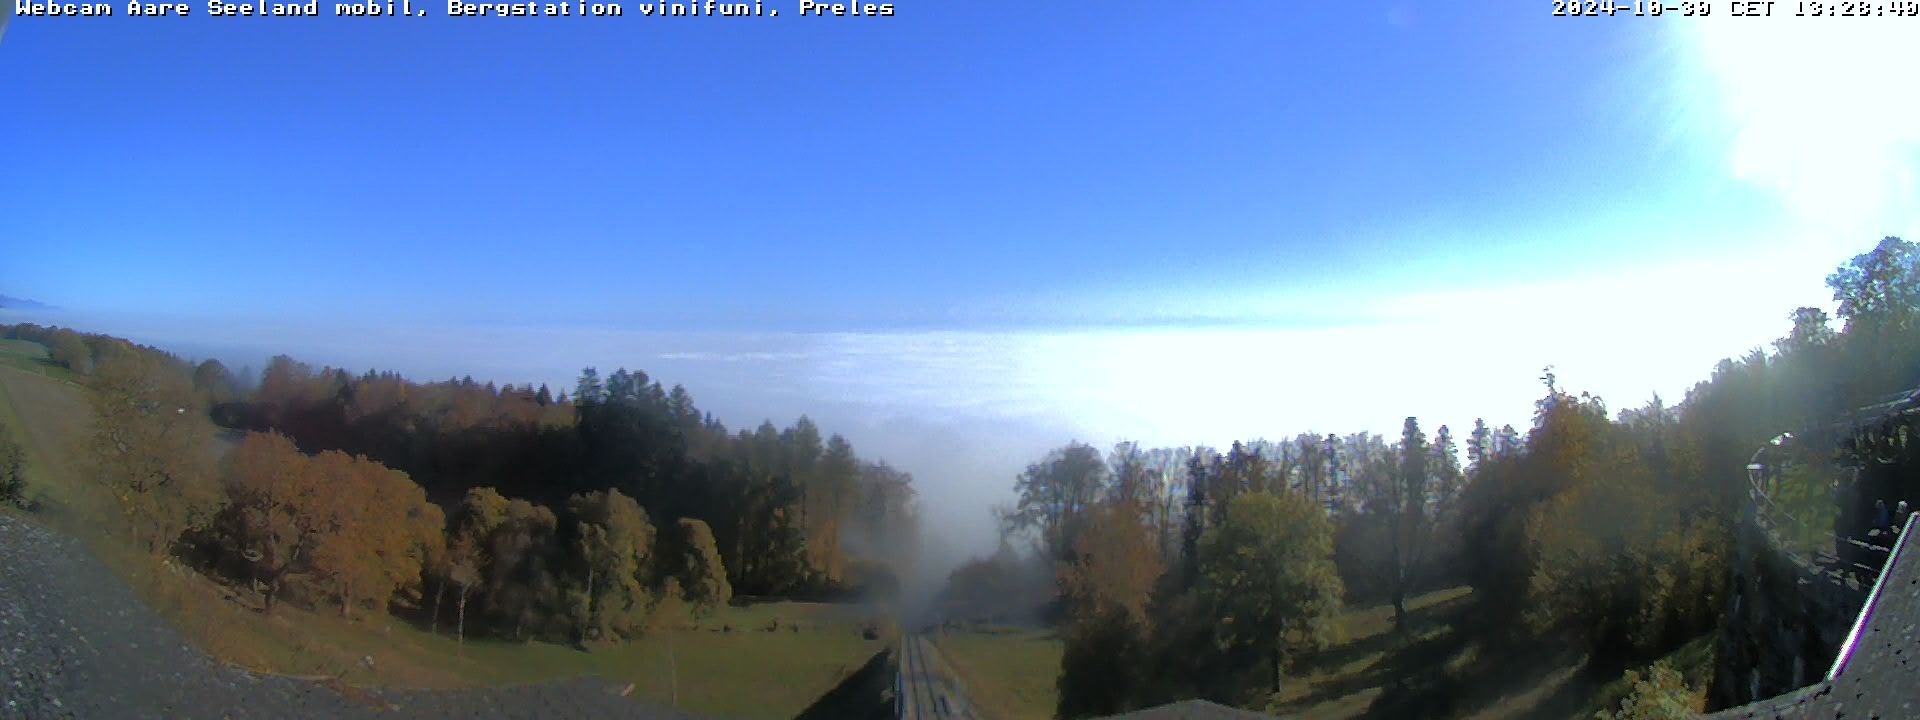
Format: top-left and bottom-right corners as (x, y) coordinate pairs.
(1674, 17), (1920, 243)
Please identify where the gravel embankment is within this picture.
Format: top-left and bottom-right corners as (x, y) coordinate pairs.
(0, 513), (710, 719)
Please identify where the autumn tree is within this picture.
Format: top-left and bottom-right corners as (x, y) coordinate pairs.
(300, 450), (442, 619)
(807, 433), (858, 582)
(1060, 498), (1164, 624)
(48, 331), (92, 374)
(567, 488), (655, 642)
(675, 518), (731, 615)
(407, 495), (448, 620)
(1523, 390), (1724, 658)
(223, 431), (310, 611)
(1196, 491), (1343, 695)
(223, 433), (443, 619)
(203, 343), (916, 611)
(1597, 661), (1702, 720)
(84, 350), (219, 553)
(1055, 496), (1167, 718)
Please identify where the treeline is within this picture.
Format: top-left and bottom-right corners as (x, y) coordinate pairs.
(219, 359), (920, 597)
(942, 422), (1479, 714)
(2, 322), (922, 644)
(220, 430), (734, 644)
(941, 236), (1920, 716)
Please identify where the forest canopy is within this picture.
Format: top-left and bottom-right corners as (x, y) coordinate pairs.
(1, 321), (923, 646)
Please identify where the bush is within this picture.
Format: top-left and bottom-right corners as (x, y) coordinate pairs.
(650, 578), (694, 631)
(1596, 661), (1702, 720)
(0, 421), (24, 507)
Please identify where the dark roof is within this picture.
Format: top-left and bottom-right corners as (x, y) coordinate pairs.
(1702, 521), (1920, 719)
(1102, 699), (1274, 719)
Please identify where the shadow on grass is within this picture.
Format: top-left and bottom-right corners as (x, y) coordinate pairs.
(1316, 595), (1470, 670)
(1281, 590), (1478, 714)
(1273, 588), (1625, 720)
(793, 646), (894, 720)
(1362, 622), (1601, 720)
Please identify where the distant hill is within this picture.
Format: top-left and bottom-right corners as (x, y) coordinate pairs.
(0, 295), (53, 310)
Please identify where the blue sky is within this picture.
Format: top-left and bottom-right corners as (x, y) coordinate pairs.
(4, 4), (1917, 552)
(5, 3), (1782, 327)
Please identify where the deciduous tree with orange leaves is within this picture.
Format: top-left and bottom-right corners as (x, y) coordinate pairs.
(302, 450), (442, 619)
(226, 433), (442, 620)
(224, 431), (310, 611)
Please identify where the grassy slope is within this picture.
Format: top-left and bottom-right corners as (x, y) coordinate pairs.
(935, 625), (1064, 720)
(0, 338), (81, 384)
(0, 340), (886, 720)
(927, 589), (1482, 720)
(0, 359), (92, 515)
(1299, 587), (1477, 719)
(937, 585), (1703, 720)
(1278, 585), (1714, 720)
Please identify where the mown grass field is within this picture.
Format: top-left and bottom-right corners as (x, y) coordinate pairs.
(934, 625), (1064, 720)
(0, 339), (890, 720)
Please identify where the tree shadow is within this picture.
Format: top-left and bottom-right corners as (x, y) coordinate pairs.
(1363, 622), (1596, 720)
(1279, 591), (1480, 714)
(1268, 589), (1618, 720)
(1308, 591), (1478, 676)
(793, 646), (894, 720)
